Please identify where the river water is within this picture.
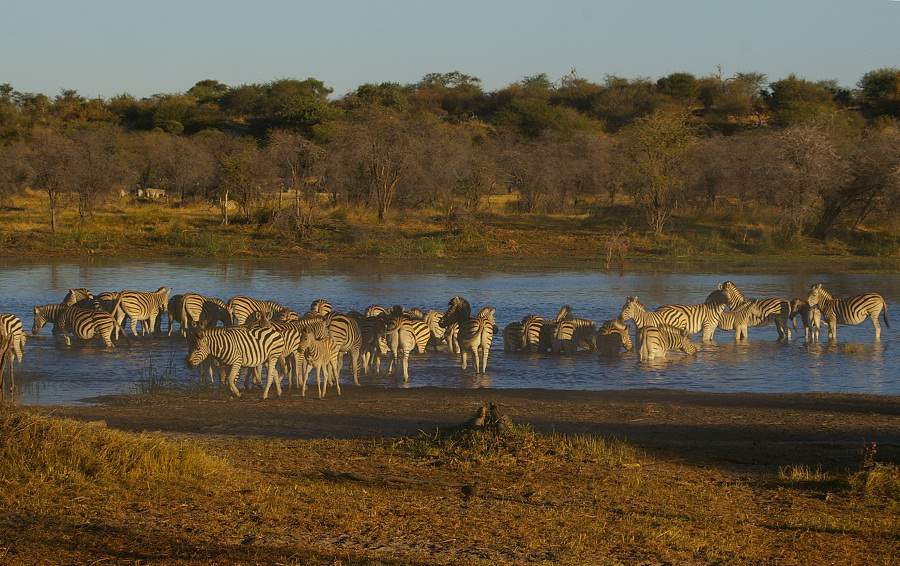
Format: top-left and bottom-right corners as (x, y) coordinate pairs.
(1, 258), (897, 404)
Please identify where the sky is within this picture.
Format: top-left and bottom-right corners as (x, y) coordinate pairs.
(1, 0), (898, 99)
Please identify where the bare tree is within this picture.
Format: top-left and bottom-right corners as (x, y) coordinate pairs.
(28, 127), (77, 233)
(0, 141), (32, 208)
(68, 125), (133, 227)
(266, 129), (324, 236)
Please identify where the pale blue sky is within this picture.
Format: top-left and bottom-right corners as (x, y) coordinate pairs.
(1, 0), (897, 98)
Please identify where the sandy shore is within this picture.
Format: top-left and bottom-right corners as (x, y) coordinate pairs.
(49, 386), (900, 472)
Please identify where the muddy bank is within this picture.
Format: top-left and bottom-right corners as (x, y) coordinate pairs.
(50, 387), (900, 473)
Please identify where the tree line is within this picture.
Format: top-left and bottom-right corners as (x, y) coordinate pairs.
(0, 68), (898, 239)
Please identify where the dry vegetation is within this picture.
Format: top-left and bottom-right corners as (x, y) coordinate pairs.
(2, 388), (899, 564)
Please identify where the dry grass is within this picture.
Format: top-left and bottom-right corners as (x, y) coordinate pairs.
(0, 407), (227, 485)
(2, 391), (899, 564)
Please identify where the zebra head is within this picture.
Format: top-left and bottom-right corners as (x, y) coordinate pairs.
(718, 281), (746, 309)
(440, 296), (471, 328)
(310, 299), (333, 316)
(186, 332), (210, 368)
(679, 337), (699, 356)
(32, 305), (54, 335)
(806, 283), (831, 307)
(619, 296), (645, 323)
(598, 319), (632, 352)
(365, 305), (387, 318)
(475, 306), (496, 324)
(554, 305), (572, 323)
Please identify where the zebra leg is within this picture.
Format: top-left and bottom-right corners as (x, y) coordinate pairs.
(129, 318), (139, 337)
(460, 350), (468, 371)
(828, 316), (838, 341)
(225, 364), (242, 398)
(870, 311), (881, 340)
(470, 346), (480, 373)
(482, 345), (490, 373)
(332, 361), (342, 395)
(401, 350), (410, 383)
(350, 347), (360, 385)
(317, 366), (326, 399)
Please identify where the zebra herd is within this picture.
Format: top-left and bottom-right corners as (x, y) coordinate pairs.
(0, 280), (890, 400)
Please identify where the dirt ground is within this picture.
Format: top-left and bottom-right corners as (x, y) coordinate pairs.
(5, 387), (900, 565)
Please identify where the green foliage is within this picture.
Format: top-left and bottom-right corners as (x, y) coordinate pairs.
(858, 68), (900, 118)
(768, 75), (837, 126)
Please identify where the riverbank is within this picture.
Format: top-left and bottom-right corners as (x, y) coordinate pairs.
(5, 387), (898, 564)
(2, 190), (898, 265)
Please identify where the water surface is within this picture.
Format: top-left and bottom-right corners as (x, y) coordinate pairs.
(2, 258), (897, 404)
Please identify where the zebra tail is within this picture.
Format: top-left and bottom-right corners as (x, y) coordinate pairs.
(882, 301), (890, 328)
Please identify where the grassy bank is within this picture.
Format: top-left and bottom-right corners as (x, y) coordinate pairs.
(1, 190), (898, 265)
(4, 388), (898, 564)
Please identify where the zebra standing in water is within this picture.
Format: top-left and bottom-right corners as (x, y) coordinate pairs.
(619, 296), (677, 329)
(380, 306), (430, 382)
(549, 305), (597, 353)
(324, 311), (362, 385)
(298, 329), (340, 398)
(718, 281), (792, 341)
(805, 283), (889, 340)
(790, 299), (822, 343)
(114, 287), (171, 336)
(54, 305), (122, 348)
(186, 326), (285, 399)
(654, 292), (727, 342)
(716, 301), (765, 342)
(62, 288), (93, 305)
(0, 314), (27, 366)
(595, 319), (632, 356)
(637, 325), (698, 361)
(168, 292), (221, 336)
(520, 314), (546, 353)
(226, 296), (288, 326)
(440, 297), (496, 374)
(503, 320), (524, 352)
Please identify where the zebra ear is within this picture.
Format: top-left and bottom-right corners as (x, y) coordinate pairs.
(717, 282), (723, 290)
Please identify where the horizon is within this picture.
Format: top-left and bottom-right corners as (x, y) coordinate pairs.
(2, 0), (898, 99)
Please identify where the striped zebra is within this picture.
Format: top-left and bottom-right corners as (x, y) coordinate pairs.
(549, 306), (597, 353)
(654, 293), (727, 342)
(637, 325), (698, 362)
(381, 306), (430, 382)
(113, 287), (171, 336)
(199, 297), (230, 329)
(789, 299), (822, 343)
(365, 305), (388, 318)
(718, 281), (792, 341)
(806, 283), (889, 340)
(168, 292), (220, 336)
(440, 297), (496, 374)
(0, 314), (27, 366)
(298, 330), (340, 398)
(619, 296), (674, 329)
(422, 310), (446, 349)
(406, 307), (425, 320)
(186, 326), (285, 399)
(62, 288), (93, 306)
(55, 305), (121, 348)
(0, 333), (14, 399)
(226, 296), (288, 327)
(310, 299), (334, 316)
(324, 312), (362, 385)
(32, 303), (65, 336)
(246, 317), (305, 390)
(596, 319), (632, 356)
(521, 315), (546, 353)
(717, 301), (764, 342)
(503, 321), (524, 352)
(355, 312), (389, 376)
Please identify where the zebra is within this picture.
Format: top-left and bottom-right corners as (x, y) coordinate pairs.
(548, 306), (597, 353)
(55, 305), (122, 348)
(619, 296), (674, 330)
(520, 315), (546, 353)
(653, 292), (727, 342)
(503, 321), (524, 352)
(637, 325), (698, 362)
(790, 299), (822, 343)
(114, 287), (171, 336)
(246, 316), (305, 391)
(355, 312), (389, 376)
(298, 329), (340, 398)
(32, 304), (65, 336)
(310, 299), (334, 316)
(186, 326), (285, 399)
(805, 283), (889, 340)
(595, 319), (632, 356)
(0, 314), (27, 365)
(0, 334), (15, 400)
(62, 288), (93, 306)
(717, 301), (765, 342)
(167, 292), (217, 336)
(365, 305), (388, 318)
(718, 281), (792, 341)
(226, 296), (288, 326)
(381, 306), (430, 382)
(422, 310), (446, 350)
(406, 307), (425, 320)
(324, 312), (362, 385)
(440, 297), (496, 374)
(198, 297), (230, 329)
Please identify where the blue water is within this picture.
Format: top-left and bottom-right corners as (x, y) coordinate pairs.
(1, 258), (897, 404)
